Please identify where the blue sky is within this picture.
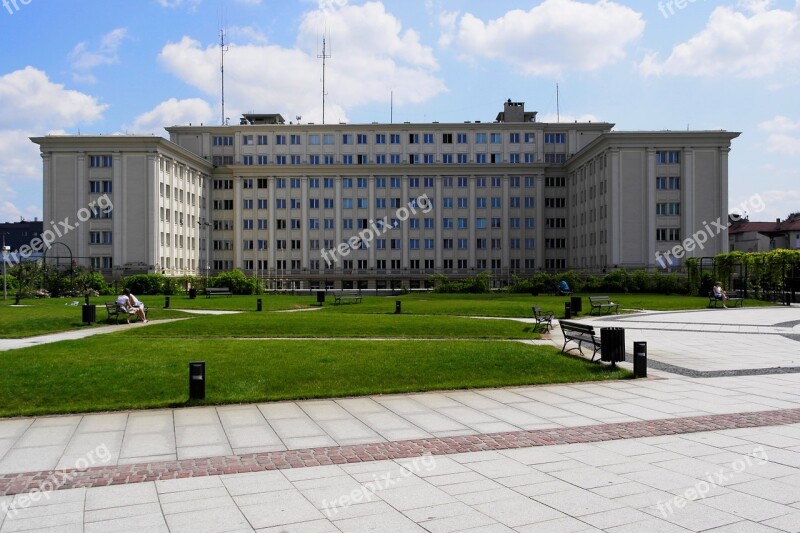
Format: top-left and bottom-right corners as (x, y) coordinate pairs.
(1, 0), (798, 223)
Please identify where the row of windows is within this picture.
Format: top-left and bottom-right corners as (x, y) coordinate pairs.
(227, 237), (540, 251)
(224, 196), (540, 210)
(90, 256), (113, 269)
(234, 153), (542, 166)
(89, 231), (113, 245)
(240, 259), (535, 271)
(233, 217), (540, 231)
(220, 176), (543, 190)
(230, 132), (554, 147)
(656, 151), (680, 164)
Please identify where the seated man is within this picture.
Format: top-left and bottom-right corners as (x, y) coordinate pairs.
(713, 282), (728, 309)
(123, 288), (148, 323)
(115, 294), (139, 324)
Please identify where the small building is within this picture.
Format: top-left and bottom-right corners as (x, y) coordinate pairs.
(728, 214), (800, 252)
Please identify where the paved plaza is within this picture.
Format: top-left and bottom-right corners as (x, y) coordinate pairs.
(1, 306), (800, 532)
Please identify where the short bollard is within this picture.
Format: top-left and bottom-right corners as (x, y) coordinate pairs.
(395, 300), (401, 314)
(14, 294), (20, 305)
(634, 341), (647, 378)
(257, 298), (262, 312)
(164, 296), (170, 309)
(189, 361), (205, 400)
(564, 302), (571, 320)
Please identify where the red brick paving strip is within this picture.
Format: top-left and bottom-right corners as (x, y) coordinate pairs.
(3, 408), (799, 496)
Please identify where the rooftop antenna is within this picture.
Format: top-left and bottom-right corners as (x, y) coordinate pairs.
(317, 30), (331, 124)
(556, 83), (560, 123)
(220, 28), (229, 126)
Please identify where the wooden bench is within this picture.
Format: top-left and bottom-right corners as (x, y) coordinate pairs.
(333, 290), (362, 304)
(708, 291), (744, 308)
(104, 302), (147, 324)
(532, 305), (555, 333)
(205, 287), (233, 297)
(560, 320), (602, 361)
(589, 296), (619, 315)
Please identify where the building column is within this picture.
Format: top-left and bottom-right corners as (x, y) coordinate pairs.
(647, 149), (657, 267)
(609, 149), (621, 266)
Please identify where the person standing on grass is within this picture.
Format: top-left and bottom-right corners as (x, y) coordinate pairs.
(713, 282), (728, 308)
(123, 288), (148, 323)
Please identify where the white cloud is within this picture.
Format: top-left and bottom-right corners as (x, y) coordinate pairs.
(453, 0), (644, 77)
(639, 3), (800, 78)
(158, 1), (446, 123)
(70, 28), (128, 73)
(0, 67), (107, 130)
(154, 0), (201, 10)
(129, 98), (215, 136)
(537, 113), (602, 123)
(731, 189), (800, 221)
(758, 115), (800, 156)
(228, 26), (268, 44)
(437, 10), (459, 48)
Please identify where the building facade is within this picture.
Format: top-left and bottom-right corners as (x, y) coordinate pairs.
(32, 101), (739, 288)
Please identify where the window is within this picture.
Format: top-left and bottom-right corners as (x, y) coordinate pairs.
(656, 151), (680, 164)
(243, 219), (254, 230)
(275, 135), (287, 145)
(343, 134), (354, 145)
(476, 154), (487, 164)
(89, 181), (100, 193)
(323, 134), (335, 145)
(290, 134), (301, 145)
(544, 133), (566, 144)
(342, 198), (353, 209)
(309, 134), (320, 145)
(456, 133), (468, 144)
(510, 197), (520, 208)
(357, 177), (368, 188)
(476, 198), (487, 209)
(475, 133), (487, 144)
(544, 198), (565, 208)
(324, 178), (334, 188)
(491, 218), (501, 229)
(525, 197), (536, 208)
(491, 197), (502, 208)
(390, 177), (401, 188)
(423, 133), (434, 144)
(257, 155), (268, 165)
(443, 217), (453, 229)
(442, 133), (453, 144)
(342, 155), (353, 165)
(357, 198), (368, 209)
(390, 134), (401, 144)
(476, 218), (487, 229)
(275, 155), (287, 165)
(375, 134), (386, 144)
(544, 153), (566, 164)
(257, 199), (268, 209)
(457, 154), (468, 164)
(275, 199), (286, 209)
(258, 135), (269, 145)
(669, 177), (680, 189)
(509, 154), (520, 163)
(290, 155), (301, 165)
(357, 134), (368, 144)
(376, 154), (387, 164)
(309, 199), (320, 209)
(243, 199), (253, 209)
(243, 135), (253, 145)
(376, 198), (386, 208)
(342, 177), (353, 188)
(89, 155), (112, 167)
(669, 202), (680, 215)
(457, 197), (468, 208)
(524, 133), (535, 143)
(490, 133), (501, 144)
(409, 133), (419, 144)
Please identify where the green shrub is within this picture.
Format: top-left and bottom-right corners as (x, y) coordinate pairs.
(123, 274), (166, 295)
(212, 269), (256, 295)
(430, 273), (491, 293)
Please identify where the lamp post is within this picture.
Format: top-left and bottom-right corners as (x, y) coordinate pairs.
(2, 237), (9, 301)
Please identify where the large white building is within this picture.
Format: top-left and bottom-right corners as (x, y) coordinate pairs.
(32, 101), (739, 289)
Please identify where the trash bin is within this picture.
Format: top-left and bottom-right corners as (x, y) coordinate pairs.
(316, 291), (325, 304)
(257, 298), (262, 312)
(188, 288), (197, 300)
(564, 302), (571, 319)
(81, 304), (96, 325)
(570, 296), (582, 315)
(600, 327), (625, 364)
(395, 300), (401, 314)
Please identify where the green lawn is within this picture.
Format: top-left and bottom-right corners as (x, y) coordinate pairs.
(0, 338), (630, 417)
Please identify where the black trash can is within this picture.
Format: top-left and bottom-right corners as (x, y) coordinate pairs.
(316, 291), (325, 304)
(81, 304), (96, 325)
(600, 327), (625, 364)
(257, 298), (262, 312)
(564, 302), (571, 319)
(570, 296), (582, 315)
(395, 300), (401, 314)
(189, 288), (197, 300)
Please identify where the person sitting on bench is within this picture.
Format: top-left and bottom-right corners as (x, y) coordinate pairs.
(123, 288), (148, 323)
(713, 282), (728, 309)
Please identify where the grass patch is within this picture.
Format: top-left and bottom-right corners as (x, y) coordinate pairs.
(0, 338), (631, 417)
(126, 311), (538, 339)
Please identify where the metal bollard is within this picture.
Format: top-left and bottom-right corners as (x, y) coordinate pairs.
(189, 361), (205, 400)
(395, 300), (401, 314)
(564, 302), (571, 320)
(164, 296), (170, 309)
(257, 298), (262, 312)
(634, 341), (647, 378)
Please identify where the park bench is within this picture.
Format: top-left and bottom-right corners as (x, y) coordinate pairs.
(333, 289), (362, 304)
(560, 320), (602, 361)
(532, 305), (555, 333)
(708, 291), (744, 308)
(104, 302), (147, 324)
(589, 296), (619, 315)
(205, 287), (233, 297)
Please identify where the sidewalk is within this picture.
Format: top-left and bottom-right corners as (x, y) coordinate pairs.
(1, 307), (800, 532)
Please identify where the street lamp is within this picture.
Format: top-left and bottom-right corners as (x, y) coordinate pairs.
(2, 232), (9, 301)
